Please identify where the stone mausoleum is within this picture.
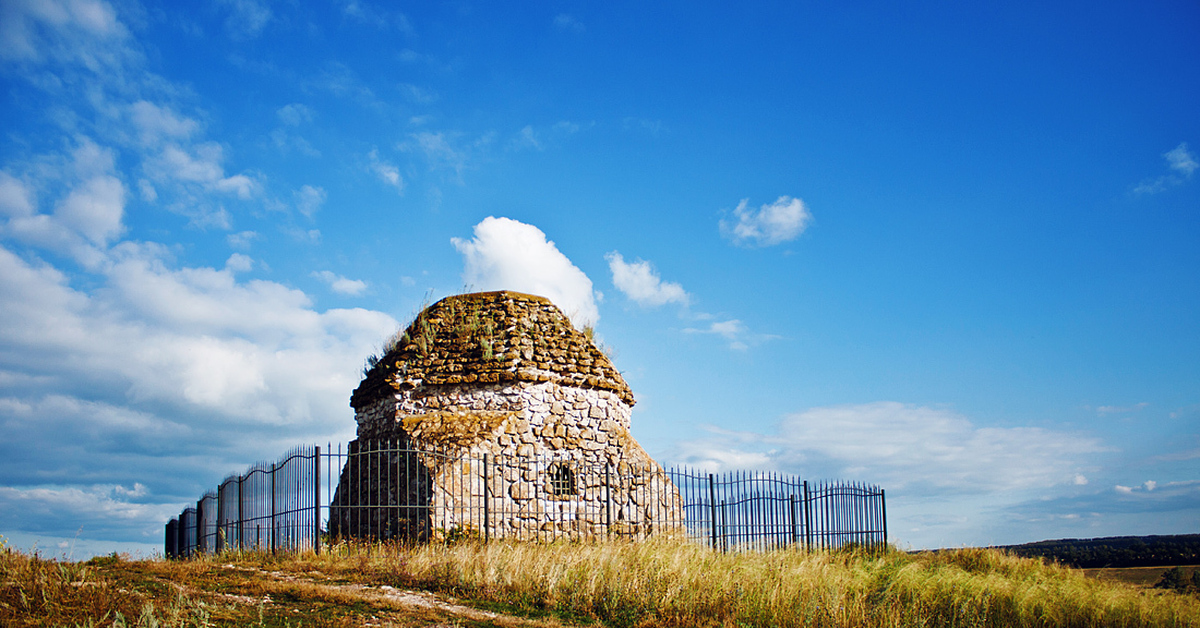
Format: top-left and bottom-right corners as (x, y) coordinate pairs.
(330, 290), (682, 541)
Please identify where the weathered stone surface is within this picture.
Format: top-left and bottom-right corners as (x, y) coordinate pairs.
(335, 291), (681, 542)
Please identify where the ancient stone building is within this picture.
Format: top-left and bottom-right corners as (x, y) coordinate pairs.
(330, 290), (682, 541)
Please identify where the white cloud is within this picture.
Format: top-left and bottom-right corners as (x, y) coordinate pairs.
(0, 171), (35, 218)
(512, 125), (542, 151)
(219, 0), (271, 40)
(1134, 142), (1197, 195)
(404, 131), (470, 179)
(553, 14), (585, 32)
(137, 179), (157, 202)
(720, 196), (812, 247)
(54, 175), (125, 245)
(1165, 143), (1198, 176)
(312, 270), (368, 296)
(0, 241), (398, 425)
(368, 149), (404, 192)
(399, 83), (438, 104)
(338, 0), (413, 33)
(669, 402), (1106, 494)
(1, 141), (126, 265)
(683, 319), (750, 350)
(226, 230), (258, 250)
(1096, 402), (1149, 415)
(276, 103), (314, 127)
(129, 101), (199, 147)
(606, 251), (689, 307)
(225, 253), (253, 273)
(452, 216), (600, 326)
(294, 185), (326, 217)
(0, 0), (129, 66)
(147, 142), (262, 200)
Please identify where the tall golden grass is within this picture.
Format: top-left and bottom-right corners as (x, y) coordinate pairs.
(4, 536), (1199, 627)
(302, 538), (1200, 628)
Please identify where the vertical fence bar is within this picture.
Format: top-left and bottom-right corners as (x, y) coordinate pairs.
(314, 445), (321, 554)
(483, 453), (489, 542)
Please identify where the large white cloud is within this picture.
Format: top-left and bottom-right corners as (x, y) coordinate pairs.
(0, 241), (399, 550)
(606, 251), (689, 307)
(452, 216), (600, 326)
(720, 196), (812, 247)
(670, 402), (1105, 493)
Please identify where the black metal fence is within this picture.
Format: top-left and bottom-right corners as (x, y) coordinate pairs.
(166, 441), (885, 557)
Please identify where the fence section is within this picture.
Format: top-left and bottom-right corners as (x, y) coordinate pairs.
(166, 446), (320, 558)
(167, 441), (885, 557)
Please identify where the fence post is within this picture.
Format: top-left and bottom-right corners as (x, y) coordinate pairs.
(197, 498), (206, 555)
(270, 461), (277, 553)
(314, 445), (321, 555)
(483, 453), (490, 543)
(707, 474), (717, 550)
(802, 480), (811, 551)
(880, 488), (887, 547)
(605, 464), (612, 538)
(789, 493), (798, 547)
(237, 475), (245, 551)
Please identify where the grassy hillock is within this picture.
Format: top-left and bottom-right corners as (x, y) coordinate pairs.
(3, 538), (1200, 627)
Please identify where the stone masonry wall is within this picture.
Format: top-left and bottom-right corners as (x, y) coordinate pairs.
(336, 381), (683, 540)
(333, 291), (682, 542)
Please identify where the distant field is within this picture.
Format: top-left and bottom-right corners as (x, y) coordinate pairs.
(4, 540), (1200, 627)
(1081, 565), (1197, 588)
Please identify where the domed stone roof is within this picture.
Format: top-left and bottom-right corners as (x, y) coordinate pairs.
(351, 291), (634, 409)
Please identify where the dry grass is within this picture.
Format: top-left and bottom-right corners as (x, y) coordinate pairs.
(302, 538), (1200, 628)
(4, 537), (1199, 627)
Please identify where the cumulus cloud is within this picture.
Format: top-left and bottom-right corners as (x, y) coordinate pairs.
(720, 196), (812, 247)
(0, 242), (399, 550)
(1, 139), (127, 266)
(452, 216), (600, 326)
(312, 270), (368, 296)
(605, 251), (689, 307)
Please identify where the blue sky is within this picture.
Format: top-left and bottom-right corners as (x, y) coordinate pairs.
(0, 0), (1197, 557)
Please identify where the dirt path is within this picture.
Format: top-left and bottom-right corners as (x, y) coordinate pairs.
(90, 560), (582, 628)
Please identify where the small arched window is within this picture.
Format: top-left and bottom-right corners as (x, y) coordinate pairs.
(548, 462), (576, 496)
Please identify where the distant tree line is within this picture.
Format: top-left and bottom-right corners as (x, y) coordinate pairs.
(999, 535), (1200, 568)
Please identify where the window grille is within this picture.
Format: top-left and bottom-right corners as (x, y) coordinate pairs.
(548, 462), (576, 496)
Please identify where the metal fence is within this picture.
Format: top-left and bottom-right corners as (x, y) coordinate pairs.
(166, 441), (885, 557)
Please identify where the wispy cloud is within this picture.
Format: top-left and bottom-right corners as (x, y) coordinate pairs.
(1134, 142), (1197, 195)
(367, 149), (404, 193)
(606, 252), (689, 307)
(294, 185), (326, 217)
(217, 0), (272, 40)
(553, 14), (585, 33)
(683, 319), (753, 350)
(1095, 402), (1149, 415)
(312, 270), (367, 296)
(720, 196), (812, 247)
